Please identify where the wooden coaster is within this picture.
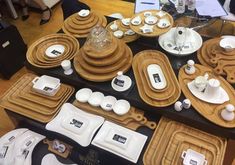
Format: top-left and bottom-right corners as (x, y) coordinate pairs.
(106, 20), (140, 43)
(143, 117), (227, 165)
(132, 50), (181, 107)
(178, 64), (235, 128)
(129, 10), (173, 37)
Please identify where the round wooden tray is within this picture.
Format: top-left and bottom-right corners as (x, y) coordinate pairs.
(62, 11), (107, 38)
(129, 10), (173, 37)
(132, 50), (181, 107)
(73, 43), (133, 82)
(178, 64), (235, 128)
(197, 38), (235, 83)
(26, 33), (79, 68)
(106, 20), (140, 43)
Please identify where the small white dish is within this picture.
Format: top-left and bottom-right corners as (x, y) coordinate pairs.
(219, 37), (235, 52)
(121, 18), (131, 26)
(91, 121), (147, 163)
(78, 9), (90, 17)
(111, 71), (132, 92)
(131, 16), (142, 26)
(46, 103), (105, 147)
(140, 24), (154, 34)
(124, 29), (135, 36)
(41, 154), (77, 165)
(32, 75), (60, 96)
(113, 30), (124, 38)
(88, 92), (105, 107)
(100, 96), (117, 111)
(156, 11), (166, 17)
(157, 18), (171, 28)
(113, 99), (130, 115)
(45, 44), (65, 58)
(144, 11), (152, 17)
(75, 88), (92, 103)
(181, 149), (207, 165)
(110, 21), (118, 31)
(145, 16), (158, 25)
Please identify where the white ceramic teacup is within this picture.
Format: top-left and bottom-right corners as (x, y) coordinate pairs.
(61, 60), (73, 75)
(204, 78), (220, 97)
(194, 76), (208, 92)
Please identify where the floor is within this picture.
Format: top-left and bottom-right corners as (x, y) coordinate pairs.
(0, 0), (235, 164)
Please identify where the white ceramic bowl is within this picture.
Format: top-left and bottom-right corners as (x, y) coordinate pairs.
(88, 92), (105, 107)
(78, 9), (90, 17)
(121, 18), (131, 26)
(75, 88), (92, 103)
(113, 30), (124, 38)
(113, 99), (131, 115)
(100, 96), (117, 111)
(157, 18), (171, 28)
(219, 37), (235, 52)
(131, 16), (142, 26)
(145, 16), (158, 25)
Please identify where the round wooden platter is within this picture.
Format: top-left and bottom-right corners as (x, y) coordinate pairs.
(26, 33), (79, 68)
(178, 64), (235, 128)
(73, 46), (133, 82)
(62, 12), (107, 38)
(106, 20), (140, 43)
(132, 50), (181, 107)
(129, 10), (173, 37)
(143, 117), (227, 165)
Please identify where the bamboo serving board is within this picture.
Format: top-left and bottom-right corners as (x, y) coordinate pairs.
(26, 33), (79, 69)
(197, 38), (235, 83)
(73, 38), (133, 82)
(178, 64), (235, 128)
(129, 10), (173, 37)
(106, 20), (140, 43)
(132, 50), (181, 107)
(62, 11), (107, 38)
(0, 74), (75, 123)
(143, 117), (227, 165)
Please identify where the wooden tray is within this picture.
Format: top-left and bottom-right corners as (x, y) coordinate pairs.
(132, 50), (181, 107)
(143, 117), (227, 165)
(178, 64), (235, 128)
(26, 34), (79, 68)
(73, 44), (133, 82)
(62, 12), (107, 38)
(129, 10), (173, 37)
(106, 20), (140, 43)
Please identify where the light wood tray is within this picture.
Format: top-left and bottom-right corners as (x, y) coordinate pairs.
(143, 117), (227, 165)
(26, 33), (79, 68)
(62, 12), (107, 38)
(73, 41), (133, 82)
(132, 50), (181, 107)
(106, 20), (140, 43)
(197, 38), (235, 83)
(129, 10), (173, 37)
(178, 64), (235, 128)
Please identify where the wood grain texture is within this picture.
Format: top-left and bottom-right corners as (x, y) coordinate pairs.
(178, 64), (235, 128)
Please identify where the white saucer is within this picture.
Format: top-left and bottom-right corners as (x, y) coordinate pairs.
(75, 88), (92, 103)
(88, 92), (104, 107)
(41, 154), (77, 165)
(158, 27), (203, 56)
(187, 80), (229, 104)
(45, 44), (65, 58)
(113, 100), (130, 115)
(100, 96), (117, 111)
(111, 73), (132, 92)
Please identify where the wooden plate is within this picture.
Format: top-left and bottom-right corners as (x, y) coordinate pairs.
(178, 64), (235, 128)
(129, 10), (173, 37)
(132, 50), (181, 107)
(106, 20), (140, 43)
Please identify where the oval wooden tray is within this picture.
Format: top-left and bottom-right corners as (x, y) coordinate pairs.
(73, 44), (133, 82)
(106, 20), (140, 43)
(132, 50), (181, 107)
(143, 117), (227, 165)
(129, 10), (173, 37)
(178, 64), (235, 128)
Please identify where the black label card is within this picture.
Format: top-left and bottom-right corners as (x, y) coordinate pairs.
(70, 119), (83, 128)
(114, 78), (124, 87)
(153, 73), (161, 83)
(112, 134), (127, 144)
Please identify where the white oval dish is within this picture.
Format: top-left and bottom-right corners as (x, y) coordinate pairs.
(45, 44), (65, 58)
(113, 30), (124, 38)
(145, 16), (158, 25)
(157, 18), (171, 28)
(100, 96), (117, 111)
(88, 92), (105, 107)
(75, 88), (92, 103)
(78, 9), (90, 17)
(113, 99), (131, 115)
(121, 18), (131, 26)
(131, 16), (142, 26)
